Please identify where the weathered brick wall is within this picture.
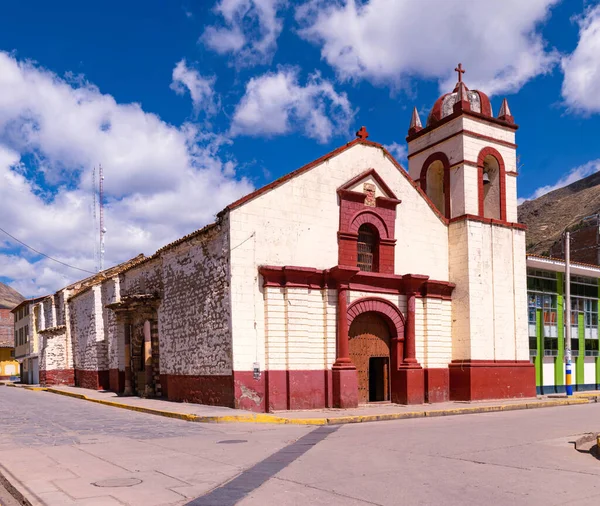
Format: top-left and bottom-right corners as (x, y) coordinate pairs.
(120, 260), (162, 298)
(158, 222), (232, 376)
(0, 308), (13, 347)
(42, 298), (54, 329)
(102, 277), (121, 371)
(549, 225), (599, 265)
(70, 286), (108, 372)
(39, 329), (68, 371)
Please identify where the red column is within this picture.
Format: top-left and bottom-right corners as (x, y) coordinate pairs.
(404, 292), (418, 364)
(330, 272), (359, 408)
(334, 286), (352, 367)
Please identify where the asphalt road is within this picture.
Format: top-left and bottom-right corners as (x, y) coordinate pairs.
(0, 386), (599, 505)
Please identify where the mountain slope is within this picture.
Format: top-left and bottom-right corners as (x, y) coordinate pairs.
(0, 282), (24, 310)
(518, 171), (600, 255)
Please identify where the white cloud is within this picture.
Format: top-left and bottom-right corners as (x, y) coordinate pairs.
(518, 159), (600, 204)
(384, 142), (407, 166)
(170, 59), (219, 116)
(0, 52), (253, 296)
(561, 5), (600, 113)
(230, 68), (355, 143)
(202, 0), (287, 67)
(296, 0), (559, 95)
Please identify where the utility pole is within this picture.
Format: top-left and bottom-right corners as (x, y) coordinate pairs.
(565, 231), (573, 396)
(92, 166), (99, 272)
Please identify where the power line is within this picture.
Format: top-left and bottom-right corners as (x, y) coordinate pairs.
(0, 226), (96, 274)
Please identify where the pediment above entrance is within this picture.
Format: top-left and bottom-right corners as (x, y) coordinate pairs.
(339, 168), (399, 204)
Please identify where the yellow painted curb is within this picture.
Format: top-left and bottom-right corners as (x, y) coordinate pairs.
(37, 388), (592, 426)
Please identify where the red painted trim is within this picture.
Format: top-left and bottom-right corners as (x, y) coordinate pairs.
(259, 265), (455, 300)
(477, 147), (506, 220)
(346, 297), (405, 338)
(39, 369), (75, 386)
(338, 167), (399, 200)
(109, 368), (125, 393)
(348, 210), (390, 238)
(407, 108), (518, 144)
(75, 369), (110, 390)
(408, 129), (517, 160)
(161, 373), (235, 407)
(419, 152), (451, 218)
(449, 214), (526, 231)
(424, 368), (449, 403)
(338, 175), (399, 273)
(448, 360), (536, 401)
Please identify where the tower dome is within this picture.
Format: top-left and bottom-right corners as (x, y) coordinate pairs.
(426, 63), (493, 127)
(426, 85), (493, 127)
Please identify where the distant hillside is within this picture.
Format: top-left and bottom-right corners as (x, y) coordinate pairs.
(0, 282), (24, 310)
(518, 171), (600, 255)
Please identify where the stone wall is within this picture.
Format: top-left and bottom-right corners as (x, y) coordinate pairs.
(69, 285), (109, 389)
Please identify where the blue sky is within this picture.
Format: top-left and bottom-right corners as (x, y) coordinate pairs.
(1, 0), (600, 296)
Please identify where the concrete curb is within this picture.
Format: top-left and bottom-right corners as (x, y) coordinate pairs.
(36, 387), (592, 425)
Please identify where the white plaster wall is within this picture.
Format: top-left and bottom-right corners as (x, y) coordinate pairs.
(229, 144), (449, 371)
(448, 221), (471, 360)
(422, 298), (452, 368)
(462, 117), (516, 145)
(264, 286), (336, 371)
(504, 175), (518, 223)
(584, 359), (596, 385)
(542, 358), (555, 387)
(407, 117), (463, 173)
(408, 116), (518, 222)
(512, 231), (529, 361)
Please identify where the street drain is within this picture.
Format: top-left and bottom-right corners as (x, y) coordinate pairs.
(92, 478), (142, 488)
(217, 439), (248, 444)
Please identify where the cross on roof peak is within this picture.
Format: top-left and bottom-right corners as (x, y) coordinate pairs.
(455, 63), (465, 83)
(356, 126), (369, 140)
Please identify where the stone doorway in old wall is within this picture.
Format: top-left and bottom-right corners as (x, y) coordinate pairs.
(126, 317), (161, 398)
(349, 313), (391, 403)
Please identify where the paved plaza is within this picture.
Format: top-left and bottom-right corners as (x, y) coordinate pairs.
(0, 386), (599, 505)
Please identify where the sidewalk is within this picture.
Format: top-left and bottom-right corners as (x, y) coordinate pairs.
(13, 383), (599, 425)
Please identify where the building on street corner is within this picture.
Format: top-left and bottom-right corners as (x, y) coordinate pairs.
(15, 69), (544, 411)
(0, 283), (24, 380)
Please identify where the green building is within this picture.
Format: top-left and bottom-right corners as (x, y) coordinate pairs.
(527, 255), (600, 394)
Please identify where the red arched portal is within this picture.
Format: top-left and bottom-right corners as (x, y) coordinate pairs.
(346, 297), (406, 404)
(347, 297), (405, 338)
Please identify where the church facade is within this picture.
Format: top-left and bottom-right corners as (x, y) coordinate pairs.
(29, 69), (536, 411)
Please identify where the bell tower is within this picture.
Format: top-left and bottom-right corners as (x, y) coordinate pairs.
(406, 64), (535, 401)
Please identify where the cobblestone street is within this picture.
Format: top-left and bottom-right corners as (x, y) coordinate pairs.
(1, 386), (600, 505)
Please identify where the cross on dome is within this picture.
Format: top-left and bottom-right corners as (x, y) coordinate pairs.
(455, 63), (465, 83)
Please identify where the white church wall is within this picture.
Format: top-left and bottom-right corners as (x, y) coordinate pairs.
(448, 221), (471, 360)
(513, 231), (529, 361)
(422, 298), (453, 369)
(229, 143), (449, 372)
(263, 286), (336, 371)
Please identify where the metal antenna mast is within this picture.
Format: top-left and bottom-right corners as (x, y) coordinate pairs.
(92, 166), (99, 272)
(99, 164), (106, 272)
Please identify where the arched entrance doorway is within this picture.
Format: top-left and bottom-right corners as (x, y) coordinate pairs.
(349, 312), (391, 403)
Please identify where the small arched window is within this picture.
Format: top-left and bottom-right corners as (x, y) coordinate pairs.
(357, 224), (379, 272)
